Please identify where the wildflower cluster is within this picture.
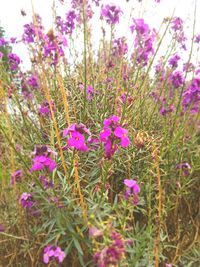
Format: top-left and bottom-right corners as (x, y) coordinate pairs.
(93, 231), (127, 267)
(30, 145), (57, 172)
(43, 245), (65, 264)
(99, 115), (130, 158)
(63, 123), (91, 151)
(130, 18), (156, 66)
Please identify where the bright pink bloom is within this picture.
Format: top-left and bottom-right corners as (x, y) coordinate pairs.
(114, 127), (130, 147)
(54, 247), (66, 263)
(43, 245), (65, 264)
(30, 155), (57, 172)
(124, 179), (140, 204)
(68, 131), (88, 151)
(100, 128), (111, 142)
(104, 115), (120, 127)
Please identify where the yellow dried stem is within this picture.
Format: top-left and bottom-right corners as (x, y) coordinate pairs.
(56, 72), (71, 126)
(152, 144), (162, 267)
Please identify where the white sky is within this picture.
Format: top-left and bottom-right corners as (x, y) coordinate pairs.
(0, 0), (199, 69)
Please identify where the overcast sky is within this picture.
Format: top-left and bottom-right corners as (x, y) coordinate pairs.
(0, 0), (199, 69)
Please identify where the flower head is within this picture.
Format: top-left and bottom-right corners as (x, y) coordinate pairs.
(114, 127), (130, 147)
(10, 169), (22, 186)
(101, 4), (122, 25)
(124, 179), (140, 204)
(68, 131), (88, 151)
(30, 155), (57, 172)
(43, 245), (65, 264)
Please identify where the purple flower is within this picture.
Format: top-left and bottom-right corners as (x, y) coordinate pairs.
(130, 18), (149, 35)
(177, 162), (191, 176)
(30, 155), (57, 172)
(10, 169), (22, 186)
(99, 115), (130, 158)
(20, 193), (35, 208)
(100, 128), (111, 142)
(63, 123), (91, 151)
(43, 245), (65, 264)
(101, 4), (122, 25)
(182, 77), (200, 113)
(87, 85), (94, 100)
(113, 37), (128, 57)
(43, 246), (56, 264)
(159, 105), (174, 116)
(39, 101), (56, 116)
(54, 247), (66, 263)
(194, 34), (200, 43)
(39, 175), (54, 190)
(124, 179), (140, 204)
(103, 115), (120, 127)
(93, 231), (125, 267)
(104, 140), (118, 159)
(68, 131), (88, 151)
(114, 127), (130, 147)
(27, 75), (39, 89)
(170, 71), (185, 88)
(8, 53), (21, 70)
(171, 17), (183, 31)
(168, 54), (180, 68)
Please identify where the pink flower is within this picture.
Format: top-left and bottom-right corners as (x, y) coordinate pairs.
(104, 115), (120, 127)
(63, 123), (76, 137)
(100, 128), (111, 142)
(124, 179), (140, 204)
(68, 131), (88, 151)
(43, 246), (55, 264)
(30, 155), (57, 172)
(54, 247), (66, 263)
(10, 169), (22, 186)
(114, 127), (130, 147)
(43, 245), (65, 264)
(105, 140), (117, 159)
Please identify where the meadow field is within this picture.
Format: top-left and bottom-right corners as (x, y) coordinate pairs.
(0, 0), (199, 266)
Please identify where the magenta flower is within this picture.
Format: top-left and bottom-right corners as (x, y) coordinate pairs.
(43, 245), (65, 264)
(130, 18), (149, 35)
(114, 127), (130, 147)
(30, 155), (57, 172)
(68, 131), (88, 151)
(54, 247), (66, 263)
(63, 123), (76, 136)
(93, 231), (125, 267)
(101, 4), (122, 25)
(10, 169), (22, 186)
(124, 179), (140, 204)
(8, 53), (21, 70)
(100, 128), (111, 142)
(177, 162), (191, 176)
(105, 140), (118, 159)
(104, 115), (120, 127)
(99, 115), (130, 158)
(20, 193), (35, 208)
(168, 54), (180, 68)
(63, 123), (90, 152)
(43, 246), (56, 264)
(170, 71), (185, 88)
(87, 85), (94, 100)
